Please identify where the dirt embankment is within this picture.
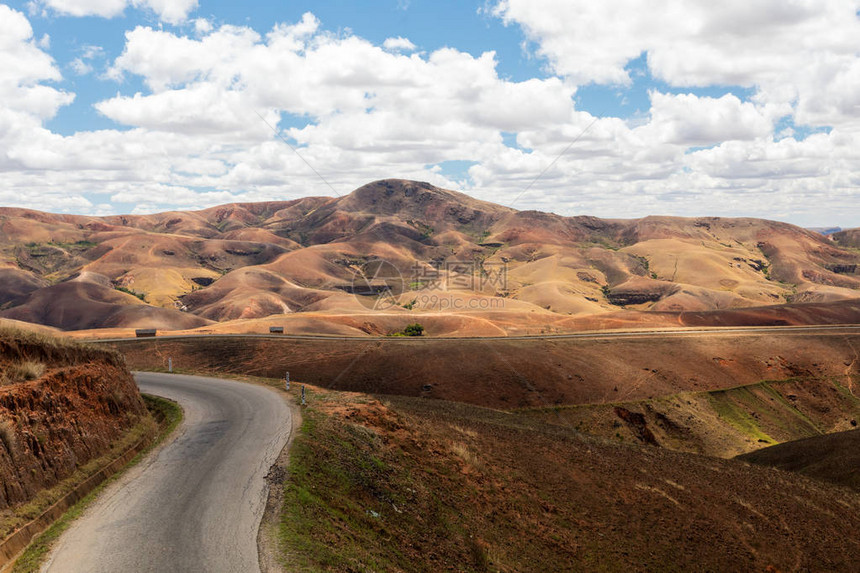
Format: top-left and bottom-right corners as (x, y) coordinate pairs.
(0, 329), (144, 510)
(115, 332), (860, 410)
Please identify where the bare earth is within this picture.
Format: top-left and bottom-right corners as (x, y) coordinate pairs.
(1, 179), (858, 337)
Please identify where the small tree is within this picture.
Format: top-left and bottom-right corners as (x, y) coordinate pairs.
(403, 323), (424, 337)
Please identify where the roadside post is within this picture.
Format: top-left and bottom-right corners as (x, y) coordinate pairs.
(285, 371), (290, 391)
(301, 385), (306, 406)
(168, 357), (173, 373)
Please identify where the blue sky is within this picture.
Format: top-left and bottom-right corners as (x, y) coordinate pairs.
(2, 1), (860, 226)
(16, 1), (550, 135)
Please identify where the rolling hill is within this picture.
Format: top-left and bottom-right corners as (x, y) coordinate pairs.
(738, 428), (860, 491)
(1, 179), (858, 334)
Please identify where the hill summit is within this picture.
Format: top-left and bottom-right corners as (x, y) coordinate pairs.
(0, 179), (858, 335)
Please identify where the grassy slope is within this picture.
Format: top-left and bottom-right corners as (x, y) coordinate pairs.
(517, 376), (860, 457)
(279, 386), (860, 572)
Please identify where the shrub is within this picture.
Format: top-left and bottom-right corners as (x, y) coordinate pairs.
(403, 323), (424, 337)
(115, 286), (146, 301)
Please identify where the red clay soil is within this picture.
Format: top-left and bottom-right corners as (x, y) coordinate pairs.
(0, 333), (144, 512)
(115, 330), (860, 409)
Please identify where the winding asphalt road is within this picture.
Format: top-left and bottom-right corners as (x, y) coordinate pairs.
(95, 323), (860, 343)
(41, 373), (292, 573)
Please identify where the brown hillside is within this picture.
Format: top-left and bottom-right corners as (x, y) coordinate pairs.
(1, 179), (858, 333)
(737, 428), (860, 491)
(280, 387), (860, 572)
(1, 278), (211, 331)
(115, 329), (860, 412)
(833, 227), (860, 249)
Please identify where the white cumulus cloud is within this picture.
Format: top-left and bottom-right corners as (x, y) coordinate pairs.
(641, 92), (774, 147)
(383, 36), (416, 52)
(34, 0), (198, 24)
(1, 5), (859, 226)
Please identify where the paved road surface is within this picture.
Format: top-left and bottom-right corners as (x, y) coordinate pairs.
(94, 324), (860, 344)
(41, 373), (292, 573)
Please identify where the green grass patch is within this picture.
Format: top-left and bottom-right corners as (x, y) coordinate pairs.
(758, 383), (821, 435)
(141, 394), (183, 440)
(833, 378), (860, 405)
(280, 407), (398, 570)
(707, 387), (776, 445)
(386, 323), (425, 337)
(114, 286), (146, 301)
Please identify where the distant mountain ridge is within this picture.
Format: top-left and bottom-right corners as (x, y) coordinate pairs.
(808, 226), (842, 235)
(1, 179), (859, 333)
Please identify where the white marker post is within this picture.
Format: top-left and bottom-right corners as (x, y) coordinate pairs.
(168, 357), (173, 373)
(301, 385), (306, 406)
(285, 371), (290, 391)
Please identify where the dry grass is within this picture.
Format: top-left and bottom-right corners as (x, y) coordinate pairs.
(2, 361), (46, 384)
(449, 423), (478, 438)
(449, 441), (482, 470)
(0, 324), (120, 384)
(0, 323), (109, 361)
(0, 325), (76, 350)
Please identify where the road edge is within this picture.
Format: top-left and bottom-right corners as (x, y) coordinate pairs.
(257, 392), (302, 573)
(3, 395), (183, 573)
